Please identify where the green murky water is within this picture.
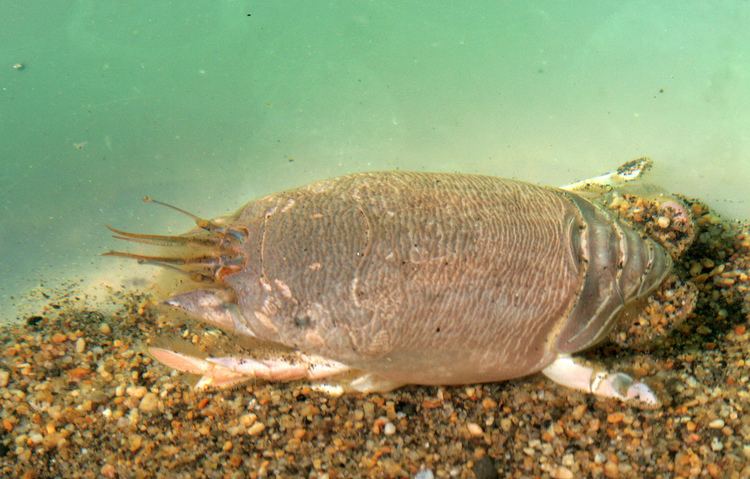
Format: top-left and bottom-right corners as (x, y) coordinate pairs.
(1, 1), (749, 320)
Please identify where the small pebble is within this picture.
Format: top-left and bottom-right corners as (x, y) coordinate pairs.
(711, 437), (724, 452)
(603, 461), (619, 478)
(127, 386), (147, 399)
(656, 216), (670, 228)
(99, 323), (111, 335)
(706, 463), (721, 478)
(689, 262), (703, 276)
(383, 422), (396, 436)
(500, 418), (512, 431)
(128, 434), (142, 452)
(100, 464), (116, 478)
(138, 392), (159, 412)
(247, 422), (265, 436)
(467, 422), (484, 437)
(51, 333), (68, 343)
(0, 370), (9, 388)
(472, 455), (498, 479)
(481, 397), (497, 410)
(75, 337), (86, 353)
(240, 413), (257, 427)
(552, 466), (574, 479)
(128, 408), (139, 426)
(607, 412), (624, 424)
(708, 418), (725, 429)
(571, 404), (587, 420)
(414, 469), (435, 479)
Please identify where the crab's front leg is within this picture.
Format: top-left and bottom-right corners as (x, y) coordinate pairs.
(542, 355), (659, 407)
(149, 347), (351, 390)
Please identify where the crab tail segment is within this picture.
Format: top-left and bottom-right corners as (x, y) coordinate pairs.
(104, 198), (248, 284)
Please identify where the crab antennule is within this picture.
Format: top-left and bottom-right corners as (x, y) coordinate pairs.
(130, 260), (215, 283)
(103, 250), (233, 283)
(101, 250), (221, 265)
(106, 225), (220, 247)
(144, 196), (223, 233)
(143, 196), (207, 223)
(143, 196), (250, 240)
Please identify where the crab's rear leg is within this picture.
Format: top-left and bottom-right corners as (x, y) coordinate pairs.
(149, 347), (351, 390)
(560, 157), (653, 193)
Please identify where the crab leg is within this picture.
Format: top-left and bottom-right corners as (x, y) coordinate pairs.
(149, 347), (350, 390)
(542, 355), (659, 406)
(306, 373), (405, 397)
(150, 348), (249, 389)
(206, 355), (350, 380)
(560, 157), (653, 193)
(345, 373), (404, 394)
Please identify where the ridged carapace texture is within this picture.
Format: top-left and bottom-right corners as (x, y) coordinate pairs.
(176, 172), (670, 385)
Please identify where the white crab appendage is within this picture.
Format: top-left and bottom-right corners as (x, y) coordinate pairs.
(149, 348), (351, 390)
(542, 355), (659, 407)
(560, 157), (653, 193)
(149, 347), (406, 395)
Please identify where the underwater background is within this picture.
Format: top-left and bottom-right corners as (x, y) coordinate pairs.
(1, 1), (749, 321)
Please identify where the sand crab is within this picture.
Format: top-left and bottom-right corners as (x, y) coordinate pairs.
(107, 158), (695, 406)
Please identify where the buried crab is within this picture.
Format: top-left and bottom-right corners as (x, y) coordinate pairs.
(106, 158), (700, 407)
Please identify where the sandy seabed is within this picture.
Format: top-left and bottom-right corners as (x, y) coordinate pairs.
(1, 195), (749, 479)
